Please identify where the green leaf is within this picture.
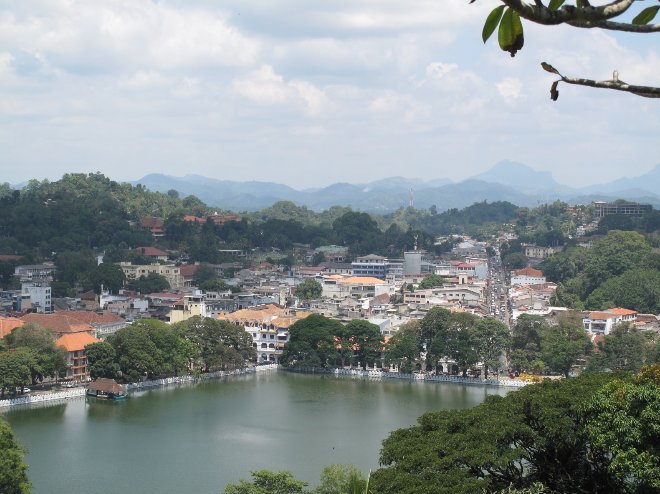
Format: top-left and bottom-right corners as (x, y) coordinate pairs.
(548, 0), (566, 10)
(632, 6), (660, 25)
(482, 5), (506, 43)
(498, 8), (524, 57)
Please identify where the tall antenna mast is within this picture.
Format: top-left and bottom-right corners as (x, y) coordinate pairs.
(409, 187), (414, 208)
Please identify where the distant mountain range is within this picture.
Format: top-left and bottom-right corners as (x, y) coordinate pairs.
(128, 160), (657, 212)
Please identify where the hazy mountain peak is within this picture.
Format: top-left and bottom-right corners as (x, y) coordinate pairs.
(471, 160), (561, 192)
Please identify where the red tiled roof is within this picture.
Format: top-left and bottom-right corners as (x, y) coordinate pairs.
(140, 216), (164, 229)
(179, 264), (199, 277)
(606, 308), (637, 316)
(183, 215), (205, 223)
(56, 332), (101, 352)
(20, 313), (93, 334)
(588, 311), (618, 321)
(513, 267), (544, 278)
(0, 317), (25, 339)
(136, 246), (168, 257)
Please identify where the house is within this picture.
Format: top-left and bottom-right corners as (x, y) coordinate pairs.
(524, 245), (563, 259)
(134, 246), (169, 261)
(20, 312), (93, 338)
(117, 262), (183, 289)
(511, 268), (546, 286)
(55, 332), (101, 382)
(179, 264), (199, 287)
(168, 292), (207, 324)
(140, 216), (165, 237)
(218, 305), (304, 363)
(21, 282), (52, 313)
(582, 308), (638, 335)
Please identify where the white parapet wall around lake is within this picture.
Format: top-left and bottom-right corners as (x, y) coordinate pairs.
(286, 367), (529, 388)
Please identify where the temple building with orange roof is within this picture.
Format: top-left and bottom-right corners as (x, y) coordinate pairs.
(55, 332), (101, 381)
(218, 304), (306, 363)
(582, 308), (638, 335)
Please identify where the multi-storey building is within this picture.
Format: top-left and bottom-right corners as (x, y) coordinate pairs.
(218, 305), (304, 363)
(593, 201), (652, 218)
(352, 254), (389, 280)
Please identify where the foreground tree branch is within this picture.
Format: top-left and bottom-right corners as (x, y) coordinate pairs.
(475, 1), (660, 100)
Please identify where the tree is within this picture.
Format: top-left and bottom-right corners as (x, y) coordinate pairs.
(129, 272), (170, 294)
(86, 262), (126, 294)
(314, 464), (367, 494)
(108, 320), (193, 381)
(295, 278), (322, 302)
(0, 349), (34, 397)
(85, 341), (120, 379)
(0, 418), (31, 494)
(540, 313), (590, 377)
(473, 317), (511, 378)
(585, 268), (660, 313)
(341, 320), (383, 370)
(4, 324), (67, 384)
(444, 313), (480, 377)
(582, 366), (660, 492)
(477, 1), (660, 100)
(279, 314), (342, 368)
(222, 470), (307, 494)
(384, 321), (422, 374)
(175, 317), (254, 372)
(417, 274), (447, 289)
(587, 323), (648, 372)
(509, 315), (547, 373)
(372, 373), (619, 494)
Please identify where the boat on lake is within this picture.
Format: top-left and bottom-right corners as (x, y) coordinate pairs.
(86, 378), (127, 400)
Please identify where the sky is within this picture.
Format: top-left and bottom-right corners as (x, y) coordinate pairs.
(1, 0), (659, 189)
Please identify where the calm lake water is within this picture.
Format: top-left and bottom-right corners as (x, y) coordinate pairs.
(4, 371), (508, 494)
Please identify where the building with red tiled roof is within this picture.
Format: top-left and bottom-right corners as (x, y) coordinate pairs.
(20, 311), (127, 338)
(582, 308), (638, 335)
(0, 317), (25, 339)
(20, 313), (93, 337)
(56, 332), (101, 381)
(219, 305), (305, 363)
(135, 246), (169, 260)
(140, 216), (165, 237)
(511, 267), (546, 286)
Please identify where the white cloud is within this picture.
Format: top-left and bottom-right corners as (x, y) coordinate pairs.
(496, 77), (523, 101)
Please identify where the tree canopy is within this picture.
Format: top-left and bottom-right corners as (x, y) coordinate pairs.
(0, 418), (31, 494)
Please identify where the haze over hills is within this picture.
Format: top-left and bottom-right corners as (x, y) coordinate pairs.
(39, 160), (651, 213)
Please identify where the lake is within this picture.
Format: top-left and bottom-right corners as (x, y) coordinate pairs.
(4, 371), (508, 494)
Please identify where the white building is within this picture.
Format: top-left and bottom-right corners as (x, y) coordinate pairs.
(219, 305), (304, 363)
(511, 268), (546, 286)
(21, 282), (52, 313)
(582, 308), (638, 335)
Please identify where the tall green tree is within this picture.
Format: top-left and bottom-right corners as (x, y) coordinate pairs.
(473, 317), (510, 378)
(279, 314), (341, 369)
(84, 341), (120, 379)
(0, 349), (34, 397)
(5, 324), (67, 384)
(509, 315), (547, 373)
(0, 418), (31, 494)
(372, 373), (619, 494)
(384, 321), (421, 374)
(175, 317), (254, 372)
(222, 470), (307, 494)
(540, 313), (590, 378)
(587, 323), (648, 373)
(295, 279), (322, 302)
(417, 274), (447, 289)
(341, 320), (382, 370)
(582, 366), (660, 493)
